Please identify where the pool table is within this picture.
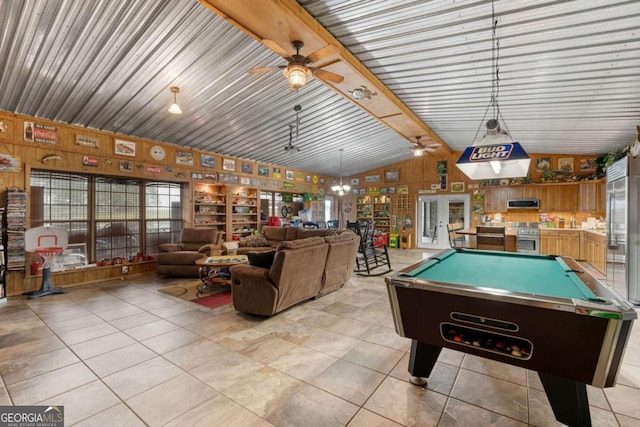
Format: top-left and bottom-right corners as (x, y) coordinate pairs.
(386, 249), (636, 427)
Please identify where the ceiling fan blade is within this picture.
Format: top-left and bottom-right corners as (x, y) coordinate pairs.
(248, 66), (281, 74)
(314, 69), (344, 84)
(425, 143), (441, 149)
(306, 44), (339, 63)
(261, 39), (292, 58)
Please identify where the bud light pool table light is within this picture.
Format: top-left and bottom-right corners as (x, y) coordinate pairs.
(456, 119), (531, 180)
(455, 1), (531, 181)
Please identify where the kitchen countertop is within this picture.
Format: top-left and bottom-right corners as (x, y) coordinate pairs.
(538, 227), (605, 237)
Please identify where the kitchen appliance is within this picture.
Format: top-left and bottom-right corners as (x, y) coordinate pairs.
(507, 199), (540, 209)
(606, 156), (640, 304)
(513, 222), (540, 254)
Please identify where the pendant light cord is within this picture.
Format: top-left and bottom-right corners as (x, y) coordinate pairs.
(471, 0), (512, 144)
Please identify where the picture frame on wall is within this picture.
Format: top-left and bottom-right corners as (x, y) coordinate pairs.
(285, 170), (294, 180)
(176, 150), (193, 166)
(201, 154), (216, 168)
(273, 168), (281, 179)
(222, 158), (235, 171)
(258, 165), (269, 177)
(580, 158), (597, 171)
(114, 139), (136, 157)
(241, 162), (253, 174)
(558, 157), (574, 173)
(536, 157), (551, 172)
(385, 169), (400, 183)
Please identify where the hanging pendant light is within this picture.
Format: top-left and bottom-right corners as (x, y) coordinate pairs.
(331, 149), (351, 196)
(455, 0), (530, 180)
(168, 87), (183, 114)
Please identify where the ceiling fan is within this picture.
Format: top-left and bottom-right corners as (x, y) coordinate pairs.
(249, 40), (344, 90)
(413, 136), (441, 157)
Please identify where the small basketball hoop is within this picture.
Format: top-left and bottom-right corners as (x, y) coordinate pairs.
(35, 247), (64, 269)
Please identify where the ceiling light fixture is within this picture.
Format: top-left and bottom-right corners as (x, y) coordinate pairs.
(455, 0), (530, 180)
(283, 63), (312, 90)
(331, 149), (351, 196)
(348, 85), (377, 101)
(413, 136), (425, 157)
(168, 87), (182, 114)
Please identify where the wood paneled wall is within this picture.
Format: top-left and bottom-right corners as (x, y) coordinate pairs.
(340, 150), (604, 229)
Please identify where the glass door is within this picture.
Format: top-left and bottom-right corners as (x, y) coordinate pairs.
(417, 194), (471, 249)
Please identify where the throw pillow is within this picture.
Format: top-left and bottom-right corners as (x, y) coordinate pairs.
(247, 250), (276, 269)
(244, 234), (270, 247)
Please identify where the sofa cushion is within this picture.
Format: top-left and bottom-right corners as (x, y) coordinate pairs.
(262, 226), (288, 242)
(182, 227), (218, 244)
(247, 250), (276, 269)
(296, 229), (332, 239)
(275, 236), (326, 250)
(245, 234), (270, 247)
(156, 251), (204, 266)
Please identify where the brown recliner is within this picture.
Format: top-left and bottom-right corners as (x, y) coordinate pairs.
(156, 228), (222, 277)
(230, 236), (329, 316)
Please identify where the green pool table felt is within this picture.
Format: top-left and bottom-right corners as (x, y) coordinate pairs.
(405, 249), (598, 301)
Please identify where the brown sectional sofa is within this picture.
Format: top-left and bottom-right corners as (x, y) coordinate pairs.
(235, 226), (336, 254)
(229, 230), (360, 316)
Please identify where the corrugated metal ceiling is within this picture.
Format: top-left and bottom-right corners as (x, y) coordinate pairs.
(1, 0), (638, 177)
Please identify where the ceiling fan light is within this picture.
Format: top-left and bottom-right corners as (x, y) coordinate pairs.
(413, 146), (424, 157)
(284, 64), (311, 89)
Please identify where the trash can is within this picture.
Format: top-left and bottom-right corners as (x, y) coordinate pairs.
(388, 234), (400, 248)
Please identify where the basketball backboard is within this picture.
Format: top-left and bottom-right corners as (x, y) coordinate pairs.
(25, 226), (69, 252)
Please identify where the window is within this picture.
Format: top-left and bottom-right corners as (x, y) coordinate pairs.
(30, 170), (182, 262)
(30, 171), (90, 246)
(145, 182), (182, 254)
(95, 177), (141, 261)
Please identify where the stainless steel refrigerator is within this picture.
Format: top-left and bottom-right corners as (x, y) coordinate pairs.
(606, 156), (640, 304)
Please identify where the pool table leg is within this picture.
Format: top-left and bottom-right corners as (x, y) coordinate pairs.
(408, 340), (442, 385)
(538, 372), (591, 427)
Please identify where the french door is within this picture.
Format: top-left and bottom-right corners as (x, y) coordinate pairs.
(416, 194), (471, 249)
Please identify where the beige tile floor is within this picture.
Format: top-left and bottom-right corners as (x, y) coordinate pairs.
(1, 248), (639, 426)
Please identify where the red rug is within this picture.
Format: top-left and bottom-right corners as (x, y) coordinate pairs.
(157, 280), (233, 309)
(191, 290), (232, 309)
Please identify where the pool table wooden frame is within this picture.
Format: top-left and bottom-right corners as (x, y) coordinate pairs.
(386, 249), (636, 427)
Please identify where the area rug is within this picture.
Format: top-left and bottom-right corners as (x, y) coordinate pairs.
(158, 279), (232, 309)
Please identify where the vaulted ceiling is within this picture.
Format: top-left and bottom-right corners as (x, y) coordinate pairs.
(1, 0), (638, 177)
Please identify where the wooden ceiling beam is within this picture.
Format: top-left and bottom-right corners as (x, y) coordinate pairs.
(199, 0), (451, 154)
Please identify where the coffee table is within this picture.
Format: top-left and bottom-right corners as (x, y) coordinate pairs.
(195, 254), (249, 294)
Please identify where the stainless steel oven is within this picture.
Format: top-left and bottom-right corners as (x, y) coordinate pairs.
(516, 235), (539, 253)
(514, 222), (540, 254)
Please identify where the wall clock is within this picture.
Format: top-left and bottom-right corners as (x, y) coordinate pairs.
(150, 145), (166, 161)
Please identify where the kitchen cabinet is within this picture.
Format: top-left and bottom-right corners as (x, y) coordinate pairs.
(539, 229), (581, 258)
(507, 186), (538, 200)
(483, 187), (508, 212)
(578, 179), (606, 212)
(557, 230), (581, 259)
(539, 229), (558, 255)
(582, 231), (606, 273)
(538, 184), (578, 212)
